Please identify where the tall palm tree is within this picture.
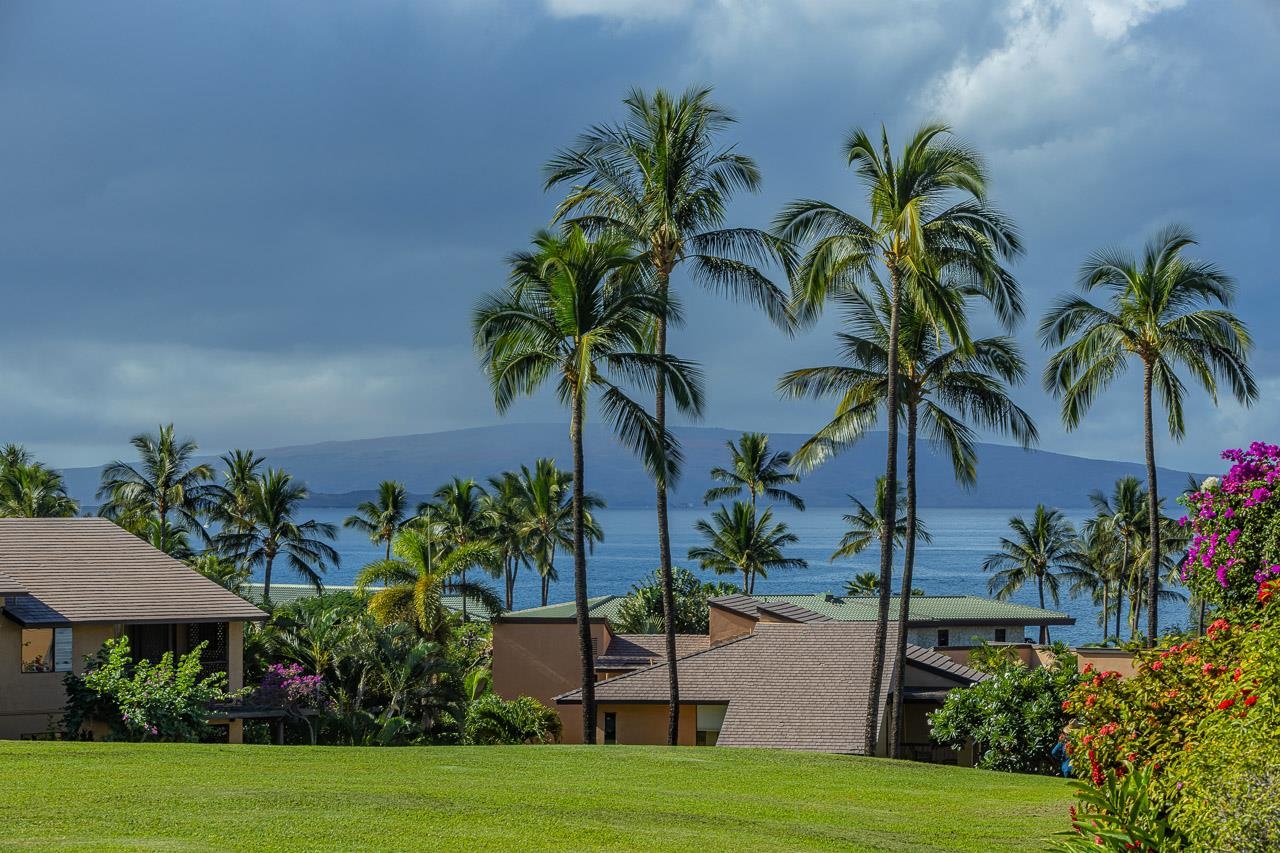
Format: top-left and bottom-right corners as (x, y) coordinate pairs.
(1041, 225), (1256, 644)
(0, 461), (79, 518)
(781, 280), (1033, 756)
(0, 444), (33, 470)
(688, 502), (806, 593)
(546, 87), (789, 744)
(1087, 476), (1147, 640)
(97, 424), (218, 550)
(355, 530), (503, 644)
(830, 476), (918, 561)
(1062, 518), (1123, 642)
(982, 505), (1081, 643)
(344, 480), (410, 562)
(424, 477), (492, 621)
(474, 226), (700, 744)
(516, 459), (604, 607)
(703, 431), (804, 511)
(775, 123), (1022, 753)
(482, 472), (531, 610)
(219, 469), (339, 602)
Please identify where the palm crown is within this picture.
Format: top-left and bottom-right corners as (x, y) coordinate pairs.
(688, 501), (806, 594)
(703, 432), (804, 511)
(982, 505), (1080, 642)
(344, 480), (410, 561)
(831, 476), (926, 561)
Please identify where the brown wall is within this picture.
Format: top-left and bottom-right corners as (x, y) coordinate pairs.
(596, 703), (698, 746)
(492, 619), (611, 745)
(1073, 647), (1140, 678)
(708, 606), (756, 645)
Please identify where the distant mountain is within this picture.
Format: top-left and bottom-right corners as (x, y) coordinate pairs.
(59, 423), (1198, 510)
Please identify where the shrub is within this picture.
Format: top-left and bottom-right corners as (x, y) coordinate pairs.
(463, 693), (561, 745)
(612, 567), (738, 634)
(63, 637), (229, 742)
(929, 647), (1079, 774)
(1051, 762), (1186, 851)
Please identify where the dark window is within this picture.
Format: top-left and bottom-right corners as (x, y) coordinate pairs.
(130, 624), (176, 662)
(937, 629), (950, 647)
(603, 712), (617, 745)
(187, 622), (228, 660)
(994, 628), (1007, 643)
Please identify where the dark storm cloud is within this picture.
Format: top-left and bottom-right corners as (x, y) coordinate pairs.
(1, 0), (1276, 469)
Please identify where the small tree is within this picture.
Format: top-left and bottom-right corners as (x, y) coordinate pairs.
(613, 567), (737, 634)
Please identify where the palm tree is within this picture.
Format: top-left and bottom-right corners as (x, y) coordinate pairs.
(516, 459), (604, 607)
(188, 553), (251, 598)
(775, 123), (1023, 754)
(424, 477), (492, 621)
(1062, 518), (1123, 642)
(546, 87), (789, 745)
(688, 502), (806, 593)
(474, 226), (700, 744)
(97, 424), (218, 550)
(0, 461), (79, 518)
(1041, 225), (1256, 644)
(703, 432), (804, 511)
(830, 476), (919, 561)
(219, 469), (339, 602)
(781, 280), (1033, 756)
(844, 571), (881, 597)
(482, 472), (531, 610)
(355, 530), (503, 644)
(344, 480), (410, 562)
(0, 444), (33, 470)
(1087, 476), (1147, 639)
(982, 505), (1081, 643)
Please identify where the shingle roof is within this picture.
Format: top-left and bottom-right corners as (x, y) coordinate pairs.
(496, 595), (628, 623)
(596, 633), (711, 669)
(0, 568), (25, 596)
(749, 594), (1074, 626)
(905, 645), (989, 682)
(559, 621), (925, 754)
(0, 518), (267, 626)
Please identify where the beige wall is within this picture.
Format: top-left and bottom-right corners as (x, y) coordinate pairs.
(1073, 647), (1139, 678)
(709, 606), (756, 645)
(596, 703), (698, 746)
(492, 619), (611, 745)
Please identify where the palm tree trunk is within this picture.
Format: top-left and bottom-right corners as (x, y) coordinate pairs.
(263, 554), (274, 604)
(461, 566), (468, 623)
(865, 262), (902, 756)
(1037, 574), (1048, 644)
(571, 389), (596, 744)
(1101, 583), (1109, 644)
(889, 401), (918, 760)
(385, 539), (392, 562)
(654, 270), (680, 747)
(743, 568), (751, 593)
(1143, 362), (1160, 647)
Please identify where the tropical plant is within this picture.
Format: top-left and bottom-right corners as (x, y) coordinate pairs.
(97, 424), (218, 552)
(703, 431), (804, 511)
(463, 693), (561, 745)
(218, 469), (338, 602)
(482, 472), (532, 610)
(344, 480), (410, 562)
(188, 553), (251, 598)
(982, 505), (1082, 643)
(547, 86), (789, 745)
(515, 459), (604, 607)
(688, 501), (806, 594)
(831, 476), (916, 561)
(355, 530), (502, 644)
(423, 477), (494, 621)
(776, 123), (1023, 754)
(613, 567), (737, 634)
(0, 457), (79, 518)
(1086, 477), (1147, 639)
(842, 571), (923, 597)
(1040, 225), (1256, 644)
(474, 226), (699, 744)
(1063, 517), (1124, 642)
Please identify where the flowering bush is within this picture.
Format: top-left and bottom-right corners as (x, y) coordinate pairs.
(63, 637), (229, 742)
(1180, 441), (1280, 608)
(253, 663), (327, 713)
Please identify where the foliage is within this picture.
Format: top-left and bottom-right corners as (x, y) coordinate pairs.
(63, 637), (229, 742)
(188, 553), (251, 598)
(688, 501), (805, 594)
(0, 448), (79, 518)
(612, 567), (738, 634)
(1180, 441), (1280, 609)
(929, 647), (1079, 774)
(830, 476), (920, 560)
(1051, 762), (1185, 852)
(982, 505), (1080, 642)
(463, 693), (561, 745)
(964, 641), (1022, 674)
(704, 432), (804, 511)
(252, 663), (327, 713)
(343, 480), (410, 560)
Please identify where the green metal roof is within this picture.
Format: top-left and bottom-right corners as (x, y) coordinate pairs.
(498, 595), (628, 622)
(243, 583), (493, 622)
(752, 594), (1073, 625)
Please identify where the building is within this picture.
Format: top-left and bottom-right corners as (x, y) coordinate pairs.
(0, 518), (266, 742)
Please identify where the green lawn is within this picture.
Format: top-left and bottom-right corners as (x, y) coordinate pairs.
(0, 742), (1069, 852)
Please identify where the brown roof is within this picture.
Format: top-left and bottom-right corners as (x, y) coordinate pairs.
(709, 593), (831, 624)
(905, 645), (989, 682)
(0, 518), (266, 626)
(560, 621), (906, 754)
(596, 633), (711, 669)
(0, 568), (25, 596)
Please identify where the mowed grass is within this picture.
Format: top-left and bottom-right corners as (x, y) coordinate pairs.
(0, 742), (1069, 852)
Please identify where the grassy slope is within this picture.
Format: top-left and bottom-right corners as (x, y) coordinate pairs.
(0, 743), (1068, 853)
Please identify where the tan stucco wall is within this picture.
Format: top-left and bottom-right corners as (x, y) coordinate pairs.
(492, 619), (611, 745)
(708, 606), (756, 645)
(1074, 647), (1139, 678)
(907, 625), (1030, 647)
(596, 703), (698, 746)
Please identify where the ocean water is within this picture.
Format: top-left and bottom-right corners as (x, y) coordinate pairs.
(280, 506), (1188, 647)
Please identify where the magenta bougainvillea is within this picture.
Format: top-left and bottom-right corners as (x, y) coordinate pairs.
(1180, 442), (1280, 608)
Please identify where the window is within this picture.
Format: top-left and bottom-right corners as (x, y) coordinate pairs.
(603, 712), (617, 745)
(21, 627), (72, 673)
(994, 628), (1007, 643)
(936, 629), (950, 647)
(696, 704), (727, 746)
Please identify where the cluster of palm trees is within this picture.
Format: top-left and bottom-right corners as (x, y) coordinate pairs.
(0, 444), (79, 518)
(983, 477), (1190, 646)
(473, 84), (1257, 756)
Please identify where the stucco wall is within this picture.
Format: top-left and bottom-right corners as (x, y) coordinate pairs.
(907, 625), (1030, 648)
(596, 703), (698, 746)
(708, 606), (756, 645)
(492, 619), (611, 744)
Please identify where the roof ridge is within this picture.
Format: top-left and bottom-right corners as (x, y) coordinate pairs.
(555, 631), (758, 701)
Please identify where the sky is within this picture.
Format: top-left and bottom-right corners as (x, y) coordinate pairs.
(1, 0), (1277, 470)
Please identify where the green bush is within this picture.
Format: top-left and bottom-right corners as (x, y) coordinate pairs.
(929, 646), (1079, 774)
(63, 637), (229, 742)
(612, 567), (737, 634)
(463, 693), (561, 745)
